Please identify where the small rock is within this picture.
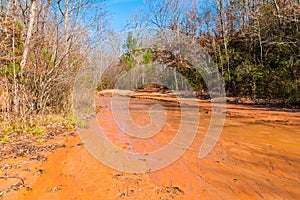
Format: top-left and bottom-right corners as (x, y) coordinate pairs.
(38, 169), (45, 174)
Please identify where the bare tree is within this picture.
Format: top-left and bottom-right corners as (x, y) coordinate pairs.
(0, 0), (108, 122)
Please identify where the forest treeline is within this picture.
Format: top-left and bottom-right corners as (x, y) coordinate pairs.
(0, 0), (299, 127)
(112, 0), (299, 107)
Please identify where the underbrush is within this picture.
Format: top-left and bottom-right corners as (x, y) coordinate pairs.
(0, 113), (76, 142)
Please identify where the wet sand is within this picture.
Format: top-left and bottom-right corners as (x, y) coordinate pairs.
(14, 90), (300, 199)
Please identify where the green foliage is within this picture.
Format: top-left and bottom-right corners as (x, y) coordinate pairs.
(42, 46), (52, 60)
(124, 32), (137, 51)
(28, 125), (45, 136)
(213, 3), (300, 106)
(4, 120), (24, 134)
(37, 138), (46, 144)
(66, 114), (76, 129)
(143, 50), (154, 64)
(75, 118), (87, 128)
(1, 137), (11, 143)
(122, 54), (134, 70)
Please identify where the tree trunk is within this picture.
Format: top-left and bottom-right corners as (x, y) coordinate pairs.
(64, 0), (70, 69)
(20, 0), (37, 71)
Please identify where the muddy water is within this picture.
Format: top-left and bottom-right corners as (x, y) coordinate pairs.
(17, 91), (300, 199)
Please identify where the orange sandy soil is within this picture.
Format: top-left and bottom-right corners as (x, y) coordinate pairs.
(1, 90), (299, 199)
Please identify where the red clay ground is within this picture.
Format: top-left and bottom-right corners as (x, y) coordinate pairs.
(1, 90), (299, 199)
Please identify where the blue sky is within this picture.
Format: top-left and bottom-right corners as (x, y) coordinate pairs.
(105, 0), (145, 32)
